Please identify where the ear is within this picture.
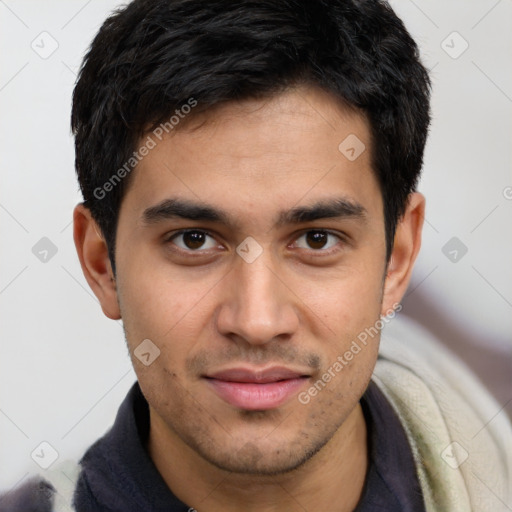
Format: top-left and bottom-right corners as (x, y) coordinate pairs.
(73, 203), (121, 320)
(381, 192), (425, 315)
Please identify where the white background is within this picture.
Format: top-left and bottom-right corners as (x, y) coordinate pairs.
(1, 0), (511, 492)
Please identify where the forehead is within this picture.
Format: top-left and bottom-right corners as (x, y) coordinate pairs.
(120, 86), (380, 225)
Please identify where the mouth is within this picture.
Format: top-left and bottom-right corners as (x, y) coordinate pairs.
(204, 366), (310, 411)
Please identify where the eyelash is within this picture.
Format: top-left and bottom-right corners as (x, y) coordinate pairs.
(165, 229), (346, 257)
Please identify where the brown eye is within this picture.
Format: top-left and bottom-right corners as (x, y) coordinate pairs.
(170, 230), (217, 251)
(294, 230), (341, 251)
(305, 231), (328, 249)
(183, 231), (206, 249)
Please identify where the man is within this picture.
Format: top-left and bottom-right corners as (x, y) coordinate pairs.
(3, 0), (511, 511)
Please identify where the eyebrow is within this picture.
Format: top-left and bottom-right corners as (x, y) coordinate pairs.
(141, 197), (367, 228)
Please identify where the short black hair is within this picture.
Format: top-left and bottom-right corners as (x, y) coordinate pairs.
(72, 0), (431, 273)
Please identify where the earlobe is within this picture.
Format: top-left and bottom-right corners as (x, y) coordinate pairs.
(73, 204), (121, 320)
(381, 192), (425, 316)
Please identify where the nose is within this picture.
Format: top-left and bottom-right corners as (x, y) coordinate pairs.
(216, 249), (299, 346)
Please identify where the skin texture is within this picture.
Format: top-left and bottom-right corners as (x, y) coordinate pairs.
(74, 85), (425, 512)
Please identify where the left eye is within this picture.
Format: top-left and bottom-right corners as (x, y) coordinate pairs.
(170, 230), (218, 251)
(293, 230), (341, 250)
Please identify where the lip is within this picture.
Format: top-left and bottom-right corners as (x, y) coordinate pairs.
(204, 366), (310, 410)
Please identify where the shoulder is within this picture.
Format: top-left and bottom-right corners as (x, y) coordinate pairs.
(374, 315), (512, 511)
(0, 460), (81, 512)
(44, 459), (81, 511)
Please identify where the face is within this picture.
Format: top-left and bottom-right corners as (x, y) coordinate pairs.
(91, 86), (401, 475)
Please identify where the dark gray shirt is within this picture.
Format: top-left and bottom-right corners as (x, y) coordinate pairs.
(74, 380), (426, 511)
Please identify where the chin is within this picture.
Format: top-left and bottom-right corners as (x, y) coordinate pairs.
(195, 433), (329, 476)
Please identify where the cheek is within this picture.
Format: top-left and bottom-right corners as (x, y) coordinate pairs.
(117, 261), (213, 346)
(295, 265), (383, 331)
(292, 265), (383, 385)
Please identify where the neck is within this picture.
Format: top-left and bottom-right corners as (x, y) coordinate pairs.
(147, 403), (368, 512)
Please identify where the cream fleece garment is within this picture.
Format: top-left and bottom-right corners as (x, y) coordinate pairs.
(375, 315), (512, 512)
